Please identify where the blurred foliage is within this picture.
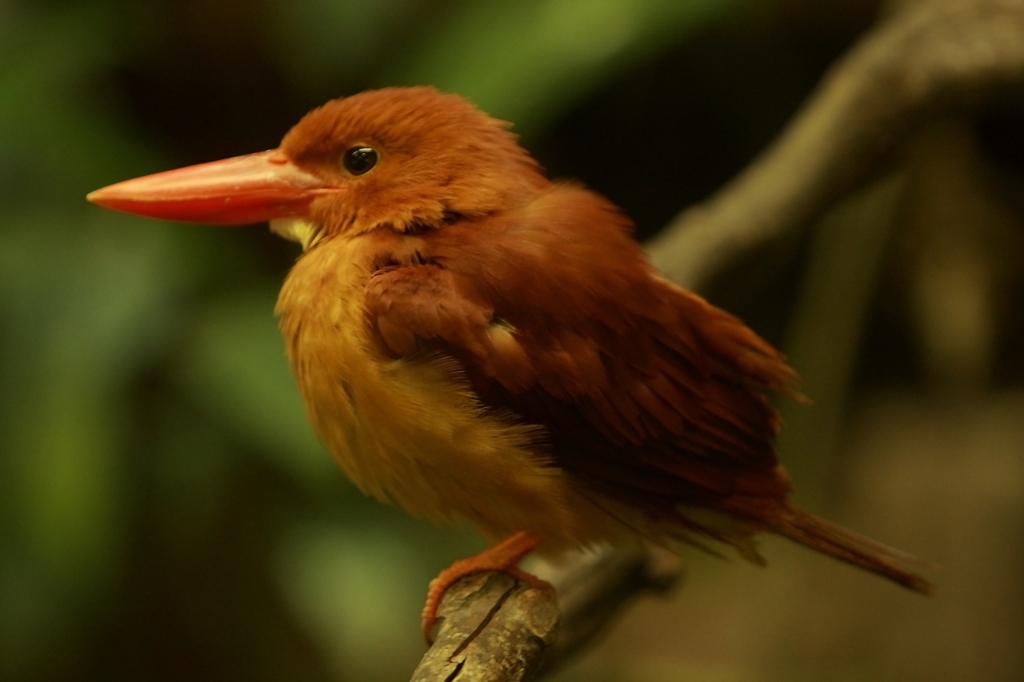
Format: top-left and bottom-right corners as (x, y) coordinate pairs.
(1, 0), (1022, 681)
(1, 1), (742, 679)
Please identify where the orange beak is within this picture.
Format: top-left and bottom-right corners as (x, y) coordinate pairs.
(86, 150), (332, 225)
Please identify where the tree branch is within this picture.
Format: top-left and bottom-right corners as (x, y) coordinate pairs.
(410, 572), (557, 682)
(409, 549), (681, 682)
(647, 0), (1024, 289)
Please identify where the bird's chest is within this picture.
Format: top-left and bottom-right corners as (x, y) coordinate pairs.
(272, 237), (578, 541)
(275, 240), (441, 511)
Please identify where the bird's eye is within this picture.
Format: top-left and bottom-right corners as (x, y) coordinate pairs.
(341, 146), (378, 175)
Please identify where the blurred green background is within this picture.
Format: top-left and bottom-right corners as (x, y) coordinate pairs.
(2, 0), (1023, 680)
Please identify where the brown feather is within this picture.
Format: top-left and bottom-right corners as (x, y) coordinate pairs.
(359, 178), (928, 590)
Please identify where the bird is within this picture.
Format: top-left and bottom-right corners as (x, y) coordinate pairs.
(88, 86), (930, 641)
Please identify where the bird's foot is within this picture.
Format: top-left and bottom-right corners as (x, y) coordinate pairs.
(421, 530), (551, 644)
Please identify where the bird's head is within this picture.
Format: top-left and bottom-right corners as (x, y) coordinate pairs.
(88, 87), (545, 249)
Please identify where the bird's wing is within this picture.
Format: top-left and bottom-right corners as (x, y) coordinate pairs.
(363, 184), (798, 524)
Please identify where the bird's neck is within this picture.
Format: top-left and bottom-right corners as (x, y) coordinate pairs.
(270, 217), (325, 250)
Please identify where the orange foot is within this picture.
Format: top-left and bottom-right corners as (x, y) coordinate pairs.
(421, 530), (553, 644)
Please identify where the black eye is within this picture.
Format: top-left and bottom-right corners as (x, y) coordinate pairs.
(341, 146), (378, 175)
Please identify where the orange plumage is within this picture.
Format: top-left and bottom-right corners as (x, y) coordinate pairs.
(88, 86), (930, 638)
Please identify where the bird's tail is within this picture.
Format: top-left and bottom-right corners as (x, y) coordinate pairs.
(772, 504), (933, 594)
